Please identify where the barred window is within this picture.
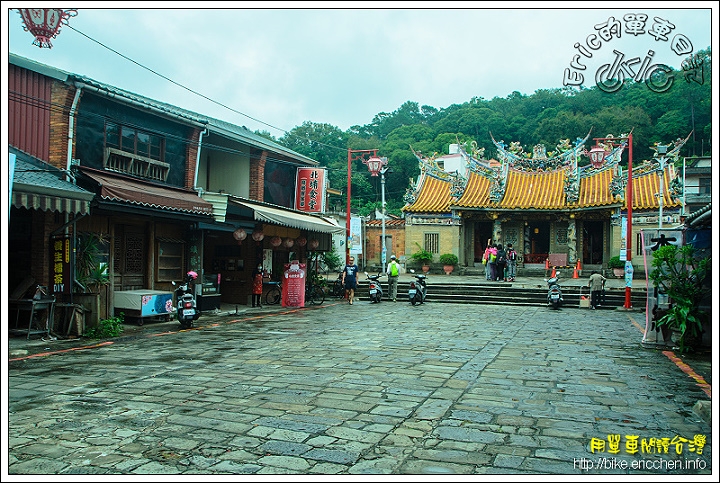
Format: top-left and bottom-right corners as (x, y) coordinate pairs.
(424, 233), (439, 254)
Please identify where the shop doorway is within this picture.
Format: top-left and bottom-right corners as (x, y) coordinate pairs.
(526, 221), (550, 263)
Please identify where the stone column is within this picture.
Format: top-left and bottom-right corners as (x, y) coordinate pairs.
(567, 216), (577, 265)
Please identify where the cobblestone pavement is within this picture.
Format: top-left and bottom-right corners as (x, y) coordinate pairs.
(5, 300), (713, 477)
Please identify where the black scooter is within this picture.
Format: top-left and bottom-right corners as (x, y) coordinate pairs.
(173, 271), (201, 328)
(365, 272), (384, 303)
(408, 269), (427, 306)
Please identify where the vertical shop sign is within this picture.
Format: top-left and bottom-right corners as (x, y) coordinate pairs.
(50, 234), (71, 295)
(350, 216), (363, 256)
(281, 260), (306, 308)
(294, 167), (327, 213)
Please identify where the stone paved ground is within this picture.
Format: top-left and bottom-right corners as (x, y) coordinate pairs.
(5, 300), (713, 477)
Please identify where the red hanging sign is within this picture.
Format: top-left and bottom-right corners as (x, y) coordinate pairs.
(294, 167), (327, 213)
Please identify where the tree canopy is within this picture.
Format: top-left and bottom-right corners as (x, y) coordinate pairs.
(260, 48), (712, 217)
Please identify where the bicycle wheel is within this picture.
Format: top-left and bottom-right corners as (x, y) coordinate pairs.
(265, 286), (281, 305)
(308, 285), (324, 305)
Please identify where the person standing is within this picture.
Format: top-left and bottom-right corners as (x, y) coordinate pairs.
(588, 270), (607, 310)
(386, 254), (400, 302)
(251, 264), (265, 308)
(341, 256), (359, 305)
(505, 243), (517, 282)
(488, 243), (498, 282)
(495, 243), (507, 282)
(483, 241), (493, 280)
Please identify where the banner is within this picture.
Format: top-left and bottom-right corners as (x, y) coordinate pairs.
(282, 260), (306, 308)
(349, 216), (363, 255)
(50, 234), (72, 295)
(294, 167), (327, 213)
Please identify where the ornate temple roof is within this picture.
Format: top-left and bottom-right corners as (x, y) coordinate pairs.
(402, 134), (686, 214)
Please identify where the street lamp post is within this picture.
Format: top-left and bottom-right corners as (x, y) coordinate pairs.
(363, 155), (389, 267)
(346, 149), (378, 264)
(593, 133), (634, 309)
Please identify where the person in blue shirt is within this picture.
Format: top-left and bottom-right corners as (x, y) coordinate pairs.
(341, 256), (359, 305)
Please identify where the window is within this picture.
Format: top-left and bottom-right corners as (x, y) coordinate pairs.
(699, 178), (711, 195)
(104, 122), (169, 181)
(157, 240), (185, 282)
(424, 233), (440, 254)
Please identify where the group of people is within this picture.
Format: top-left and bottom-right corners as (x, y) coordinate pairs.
(482, 242), (518, 282)
(341, 254), (402, 304)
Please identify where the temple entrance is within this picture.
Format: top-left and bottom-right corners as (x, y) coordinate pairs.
(583, 222), (604, 265)
(473, 221), (493, 263)
(526, 221), (550, 263)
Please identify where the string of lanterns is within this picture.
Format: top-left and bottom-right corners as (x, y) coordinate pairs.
(235, 229), (318, 251)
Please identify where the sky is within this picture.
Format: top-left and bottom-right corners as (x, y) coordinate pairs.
(4, 3), (716, 139)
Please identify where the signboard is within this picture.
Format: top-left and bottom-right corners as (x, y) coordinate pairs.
(50, 234), (72, 295)
(294, 167), (327, 213)
(281, 260), (306, 308)
(349, 216), (363, 256)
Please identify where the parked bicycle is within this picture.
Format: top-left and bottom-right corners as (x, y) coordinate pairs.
(264, 280), (282, 306)
(330, 272), (345, 299)
(305, 279), (325, 305)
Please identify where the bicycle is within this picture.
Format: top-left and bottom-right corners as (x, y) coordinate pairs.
(330, 272), (345, 299)
(264, 280), (282, 306)
(305, 280), (325, 305)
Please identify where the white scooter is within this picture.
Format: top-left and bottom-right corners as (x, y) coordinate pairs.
(365, 272), (384, 303)
(408, 269), (427, 306)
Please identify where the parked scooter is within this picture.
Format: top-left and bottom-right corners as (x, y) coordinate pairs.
(365, 272), (384, 303)
(545, 276), (563, 310)
(173, 270), (201, 328)
(408, 269), (427, 306)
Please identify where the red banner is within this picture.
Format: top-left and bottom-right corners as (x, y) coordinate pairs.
(294, 167), (326, 213)
(281, 261), (306, 308)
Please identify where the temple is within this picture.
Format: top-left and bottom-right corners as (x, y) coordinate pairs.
(401, 132), (689, 274)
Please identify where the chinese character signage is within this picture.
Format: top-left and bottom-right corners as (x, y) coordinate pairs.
(50, 234), (71, 295)
(294, 167), (327, 213)
(281, 260), (306, 308)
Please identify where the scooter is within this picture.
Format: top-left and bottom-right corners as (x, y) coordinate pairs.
(545, 276), (563, 310)
(173, 270), (201, 328)
(408, 269), (427, 306)
(365, 272), (384, 303)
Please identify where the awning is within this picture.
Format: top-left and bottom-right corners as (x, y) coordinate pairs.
(229, 197), (343, 234)
(11, 150), (94, 215)
(77, 166), (213, 216)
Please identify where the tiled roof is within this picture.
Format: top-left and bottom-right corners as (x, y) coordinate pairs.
(366, 219), (405, 227)
(404, 164), (678, 213)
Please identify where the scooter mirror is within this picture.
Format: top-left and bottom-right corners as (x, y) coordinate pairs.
(409, 269), (415, 274)
(364, 272), (369, 277)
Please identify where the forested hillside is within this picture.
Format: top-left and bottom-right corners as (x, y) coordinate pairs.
(259, 48), (711, 217)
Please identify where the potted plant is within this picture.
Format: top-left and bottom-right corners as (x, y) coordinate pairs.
(649, 244), (710, 353)
(439, 253), (459, 275)
(607, 255), (625, 278)
(410, 243), (433, 273)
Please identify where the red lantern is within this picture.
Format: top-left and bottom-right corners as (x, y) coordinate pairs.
(587, 144), (608, 169)
(233, 228), (247, 242)
(308, 239), (319, 250)
(252, 230), (264, 242)
(363, 155), (387, 176)
(18, 9), (77, 48)
(270, 236), (282, 247)
(283, 238), (295, 248)
(296, 236), (307, 247)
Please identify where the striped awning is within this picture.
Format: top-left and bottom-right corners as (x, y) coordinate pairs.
(12, 191), (91, 215)
(228, 197), (343, 234)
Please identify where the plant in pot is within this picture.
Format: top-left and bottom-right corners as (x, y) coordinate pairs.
(648, 244), (710, 353)
(74, 232), (110, 293)
(439, 253), (459, 275)
(607, 255), (625, 278)
(410, 243), (433, 273)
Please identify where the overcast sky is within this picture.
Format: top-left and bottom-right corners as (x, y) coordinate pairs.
(4, 3), (717, 138)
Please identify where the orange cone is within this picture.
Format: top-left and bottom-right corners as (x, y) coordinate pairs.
(572, 264), (579, 279)
(550, 267), (557, 278)
(545, 258), (549, 269)
(577, 260), (582, 271)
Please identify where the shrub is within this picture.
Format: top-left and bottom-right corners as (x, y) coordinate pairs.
(439, 253), (459, 265)
(410, 243), (433, 265)
(84, 313), (124, 339)
(607, 255), (625, 269)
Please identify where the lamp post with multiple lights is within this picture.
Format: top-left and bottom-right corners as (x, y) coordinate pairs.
(363, 156), (389, 267)
(346, 149), (378, 264)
